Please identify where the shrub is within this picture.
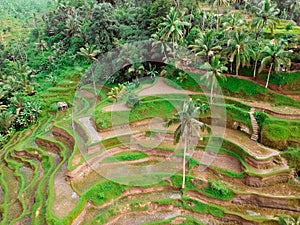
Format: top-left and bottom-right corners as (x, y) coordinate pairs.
(126, 94), (140, 109)
(203, 180), (234, 200)
(254, 111), (268, 127)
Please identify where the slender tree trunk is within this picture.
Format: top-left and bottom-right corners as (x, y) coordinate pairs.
(172, 36), (175, 59)
(210, 78), (215, 103)
(236, 63), (239, 76)
(265, 63), (273, 88)
(216, 4), (220, 31)
(182, 136), (187, 189)
(253, 59), (258, 79)
(91, 65), (96, 95)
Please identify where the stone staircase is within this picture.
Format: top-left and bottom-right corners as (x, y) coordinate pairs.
(249, 108), (259, 141)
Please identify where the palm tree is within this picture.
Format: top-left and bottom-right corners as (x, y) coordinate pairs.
(258, 40), (291, 88)
(166, 98), (206, 189)
(158, 7), (191, 54)
(10, 93), (25, 115)
(198, 10), (211, 31)
(250, 38), (266, 79)
(213, 0), (237, 30)
(189, 29), (222, 63)
(284, 0), (300, 25)
(223, 30), (252, 76)
(222, 12), (246, 32)
(77, 43), (100, 62)
(35, 40), (48, 57)
(0, 89), (7, 112)
(252, 0), (280, 39)
(65, 13), (81, 37)
(201, 56), (228, 103)
(0, 111), (14, 134)
(151, 33), (172, 61)
(146, 63), (159, 81)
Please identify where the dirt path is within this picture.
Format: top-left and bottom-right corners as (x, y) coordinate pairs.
(193, 151), (242, 172)
(137, 78), (194, 97)
(52, 163), (79, 219)
(223, 129), (278, 159)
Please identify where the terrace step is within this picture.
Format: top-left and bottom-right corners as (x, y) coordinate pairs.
(249, 108), (259, 142)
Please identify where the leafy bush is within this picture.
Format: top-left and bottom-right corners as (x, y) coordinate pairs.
(126, 94), (140, 108)
(254, 111), (268, 127)
(203, 180), (234, 200)
(186, 26), (201, 45)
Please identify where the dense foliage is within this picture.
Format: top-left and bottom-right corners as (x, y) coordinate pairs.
(0, 0), (299, 144)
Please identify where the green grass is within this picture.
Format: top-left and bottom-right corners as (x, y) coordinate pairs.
(83, 180), (126, 205)
(164, 71), (300, 109)
(171, 174), (196, 190)
(95, 97), (181, 129)
(182, 196), (224, 218)
(0, 13), (30, 43)
(265, 21), (300, 35)
(102, 151), (148, 162)
(226, 104), (252, 127)
(261, 117), (300, 150)
(219, 76), (267, 96)
(269, 71), (300, 86)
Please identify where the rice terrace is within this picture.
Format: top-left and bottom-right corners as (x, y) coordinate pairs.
(0, 0), (300, 224)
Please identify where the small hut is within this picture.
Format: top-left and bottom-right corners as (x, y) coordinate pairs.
(57, 102), (68, 111)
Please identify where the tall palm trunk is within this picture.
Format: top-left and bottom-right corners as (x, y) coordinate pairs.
(265, 63), (273, 88)
(253, 59), (258, 79)
(182, 136), (187, 189)
(202, 14), (206, 30)
(210, 78), (215, 103)
(216, 3), (220, 31)
(172, 36), (175, 59)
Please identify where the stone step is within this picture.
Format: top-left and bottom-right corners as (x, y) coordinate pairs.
(251, 135), (259, 140)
